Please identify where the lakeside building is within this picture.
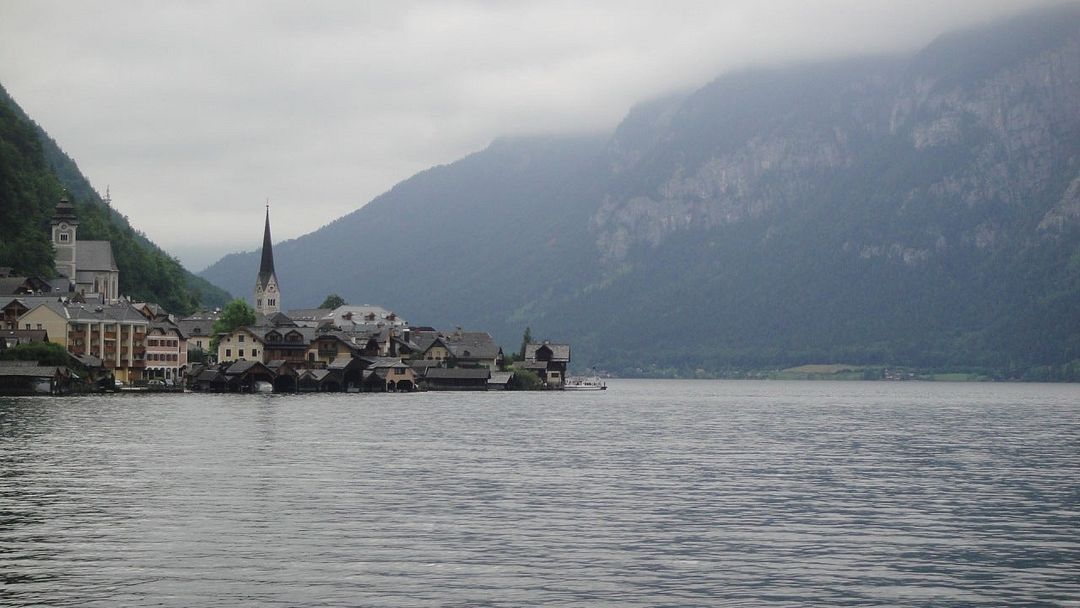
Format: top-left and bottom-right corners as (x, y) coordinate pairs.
(50, 197), (120, 303)
(3, 199), (571, 393)
(254, 205), (281, 316)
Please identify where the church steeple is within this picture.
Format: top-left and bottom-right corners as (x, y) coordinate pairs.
(254, 203), (281, 315)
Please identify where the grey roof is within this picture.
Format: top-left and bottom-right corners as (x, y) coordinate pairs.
(361, 357), (407, 369)
(65, 303), (150, 324)
(328, 356), (356, 370)
(489, 371), (514, 385)
(0, 364), (63, 378)
(526, 342), (571, 362)
(72, 352), (103, 367)
(2, 295), (72, 312)
(149, 320), (185, 339)
(75, 241), (118, 272)
(266, 312), (296, 327)
(423, 368), (490, 380)
(299, 369), (331, 382)
(1, 329), (49, 343)
(286, 308), (332, 321)
(415, 330), (501, 361)
(260, 326), (318, 344)
(175, 319), (214, 337)
(0, 277), (29, 295)
(225, 360), (267, 376)
(197, 369), (224, 382)
(23, 300), (71, 320)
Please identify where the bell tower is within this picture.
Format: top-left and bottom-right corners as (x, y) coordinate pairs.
(254, 203), (281, 316)
(51, 196), (78, 282)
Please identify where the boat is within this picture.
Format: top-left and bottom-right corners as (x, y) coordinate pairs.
(564, 376), (607, 390)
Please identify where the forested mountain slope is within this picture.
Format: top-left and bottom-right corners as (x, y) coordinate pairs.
(202, 6), (1080, 376)
(0, 84), (231, 313)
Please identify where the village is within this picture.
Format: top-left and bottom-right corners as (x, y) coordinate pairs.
(0, 199), (571, 395)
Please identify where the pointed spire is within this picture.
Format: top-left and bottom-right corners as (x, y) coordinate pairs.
(257, 203), (276, 288)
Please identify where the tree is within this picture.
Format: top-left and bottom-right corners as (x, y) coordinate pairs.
(209, 299), (256, 352)
(518, 326), (533, 360)
(319, 293), (347, 309)
(0, 341), (71, 366)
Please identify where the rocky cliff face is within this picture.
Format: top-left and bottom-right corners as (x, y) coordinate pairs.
(591, 12), (1080, 274)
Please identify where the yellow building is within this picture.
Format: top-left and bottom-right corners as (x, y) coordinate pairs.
(217, 327), (265, 363)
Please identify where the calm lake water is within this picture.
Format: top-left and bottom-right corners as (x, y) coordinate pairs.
(1, 380), (1078, 606)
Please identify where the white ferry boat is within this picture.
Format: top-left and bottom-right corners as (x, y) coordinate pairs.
(564, 376), (607, 391)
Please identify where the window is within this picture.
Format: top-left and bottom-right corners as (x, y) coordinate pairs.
(239, 349), (245, 358)
(238, 334), (245, 342)
(25, 323), (30, 330)
(257, 299), (262, 307)
(36, 323), (42, 330)
(251, 349), (258, 358)
(268, 299), (276, 307)
(59, 233), (69, 242)
(226, 349), (232, 358)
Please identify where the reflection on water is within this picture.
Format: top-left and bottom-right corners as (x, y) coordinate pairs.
(1, 381), (1078, 606)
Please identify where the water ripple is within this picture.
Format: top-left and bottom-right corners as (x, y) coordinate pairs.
(1, 381), (1077, 606)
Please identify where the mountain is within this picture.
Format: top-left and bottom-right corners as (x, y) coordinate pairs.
(0, 84), (232, 313)
(201, 6), (1080, 377)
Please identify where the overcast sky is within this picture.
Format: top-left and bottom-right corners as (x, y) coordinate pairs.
(0, 0), (1064, 270)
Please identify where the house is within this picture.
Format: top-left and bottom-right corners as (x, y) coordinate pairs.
(261, 326), (318, 365)
(298, 368), (337, 392)
(328, 356), (366, 391)
(307, 332), (363, 366)
(488, 371), (514, 391)
(15, 301), (69, 345)
(176, 314), (218, 360)
(17, 301), (151, 384)
(420, 367), (490, 391)
(145, 321), (188, 383)
(265, 360), (300, 393)
(361, 356), (417, 392)
(62, 303), (151, 383)
(414, 329), (502, 369)
(216, 326), (265, 363)
(523, 342), (571, 388)
(0, 329), (49, 349)
(0, 362), (72, 395)
(223, 360), (275, 392)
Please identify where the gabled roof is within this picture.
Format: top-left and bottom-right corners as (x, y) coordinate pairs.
(416, 330), (501, 360)
(75, 241), (118, 272)
(526, 342), (571, 362)
(224, 360), (267, 376)
(328, 356), (357, 370)
(176, 319), (214, 337)
(360, 356), (407, 369)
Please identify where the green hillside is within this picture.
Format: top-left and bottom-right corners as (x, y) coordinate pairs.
(0, 84), (231, 313)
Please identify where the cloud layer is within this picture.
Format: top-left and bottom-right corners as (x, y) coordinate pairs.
(0, 0), (1061, 269)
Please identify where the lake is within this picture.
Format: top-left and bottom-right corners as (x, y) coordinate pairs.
(1, 380), (1077, 606)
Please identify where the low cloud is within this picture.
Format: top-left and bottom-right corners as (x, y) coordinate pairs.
(0, 0), (1061, 270)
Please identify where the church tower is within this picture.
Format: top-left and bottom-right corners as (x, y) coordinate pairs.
(254, 204), (281, 316)
(51, 196), (79, 282)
